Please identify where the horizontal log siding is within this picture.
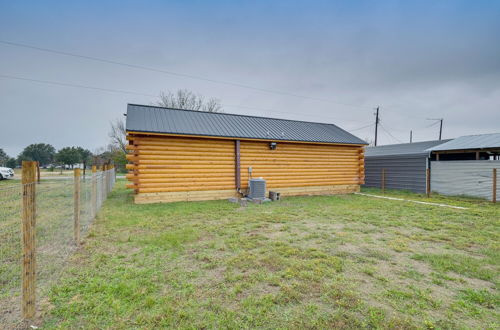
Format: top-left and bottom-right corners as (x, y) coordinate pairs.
(126, 135), (236, 194)
(126, 134), (364, 202)
(240, 141), (363, 189)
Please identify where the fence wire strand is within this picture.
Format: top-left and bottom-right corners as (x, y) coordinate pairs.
(0, 168), (116, 326)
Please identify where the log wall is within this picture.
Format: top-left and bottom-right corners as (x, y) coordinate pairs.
(126, 134), (364, 203)
(240, 140), (364, 189)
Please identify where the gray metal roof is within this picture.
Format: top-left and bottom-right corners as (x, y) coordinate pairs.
(126, 104), (367, 145)
(426, 133), (500, 151)
(365, 140), (451, 157)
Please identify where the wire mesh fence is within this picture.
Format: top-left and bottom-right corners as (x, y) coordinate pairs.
(0, 183), (22, 326)
(0, 163), (116, 326)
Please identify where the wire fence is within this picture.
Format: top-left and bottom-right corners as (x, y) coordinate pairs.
(0, 163), (116, 327)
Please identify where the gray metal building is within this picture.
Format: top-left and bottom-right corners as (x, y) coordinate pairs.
(427, 133), (500, 200)
(363, 140), (450, 193)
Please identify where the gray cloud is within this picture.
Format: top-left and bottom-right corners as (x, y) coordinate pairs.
(0, 1), (499, 156)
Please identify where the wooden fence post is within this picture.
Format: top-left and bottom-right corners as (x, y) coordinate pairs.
(381, 168), (386, 194)
(493, 168), (497, 204)
(22, 161), (37, 319)
(426, 168), (431, 197)
(91, 165), (97, 217)
(103, 164), (108, 196)
(74, 168), (81, 245)
(36, 161), (40, 183)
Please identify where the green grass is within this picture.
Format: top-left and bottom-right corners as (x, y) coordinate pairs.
(39, 182), (499, 329)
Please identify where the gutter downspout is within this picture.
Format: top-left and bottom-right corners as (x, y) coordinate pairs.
(235, 140), (241, 194)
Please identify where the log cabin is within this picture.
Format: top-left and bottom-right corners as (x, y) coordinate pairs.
(125, 104), (367, 204)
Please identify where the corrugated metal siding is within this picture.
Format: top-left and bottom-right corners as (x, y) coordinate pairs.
(430, 160), (500, 200)
(126, 104), (367, 145)
(364, 155), (428, 193)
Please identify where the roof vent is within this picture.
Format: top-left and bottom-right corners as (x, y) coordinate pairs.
(248, 178), (266, 200)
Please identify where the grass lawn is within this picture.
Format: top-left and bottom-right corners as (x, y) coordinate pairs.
(42, 181), (499, 329)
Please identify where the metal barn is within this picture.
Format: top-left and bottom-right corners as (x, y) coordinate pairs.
(363, 140), (450, 193)
(125, 104), (368, 204)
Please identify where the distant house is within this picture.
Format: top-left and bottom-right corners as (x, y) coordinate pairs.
(125, 104), (367, 203)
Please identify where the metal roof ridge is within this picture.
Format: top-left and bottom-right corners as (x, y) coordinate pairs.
(127, 103), (353, 128)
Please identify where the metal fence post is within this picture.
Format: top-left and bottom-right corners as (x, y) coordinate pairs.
(74, 168), (81, 245)
(91, 165), (97, 218)
(493, 168), (497, 203)
(381, 168), (386, 194)
(104, 165), (109, 196)
(22, 161), (36, 319)
(426, 168), (431, 197)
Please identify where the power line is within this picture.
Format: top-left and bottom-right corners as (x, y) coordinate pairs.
(0, 39), (371, 110)
(379, 123), (403, 143)
(0, 73), (368, 125)
(0, 73), (158, 97)
(349, 123), (374, 132)
(221, 103), (366, 124)
(426, 118), (444, 140)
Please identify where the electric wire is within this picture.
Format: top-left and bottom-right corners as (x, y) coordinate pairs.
(379, 123), (403, 143)
(0, 73), (368, 126)
(0, 39), (371, 110)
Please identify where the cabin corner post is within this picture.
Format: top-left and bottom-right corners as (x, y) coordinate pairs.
(125, 133), (139, 195)
(235, 140), (241, 193)
(358, 147), (365, 185)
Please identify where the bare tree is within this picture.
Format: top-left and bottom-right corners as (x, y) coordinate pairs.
(109, 118), (127, 153)
(157, 89), (222, 112)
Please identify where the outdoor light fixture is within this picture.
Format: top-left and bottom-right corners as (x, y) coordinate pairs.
(269, 142), (277, 150)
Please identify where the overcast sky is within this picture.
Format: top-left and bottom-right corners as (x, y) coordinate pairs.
(1, 0), (499, 157)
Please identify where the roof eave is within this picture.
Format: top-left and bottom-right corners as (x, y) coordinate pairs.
(126, 130), (368, 146)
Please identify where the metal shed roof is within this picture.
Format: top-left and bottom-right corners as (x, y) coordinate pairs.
(126, 104), (367, 145)
(426, 133), (500, 151)
(365, 140), (451, 157)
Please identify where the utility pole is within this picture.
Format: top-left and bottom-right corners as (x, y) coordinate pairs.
(410, 130), (413, 143)
(439, 119), (443, 140)
(374, 106), (380, 146)
(426, 118), (444, 140)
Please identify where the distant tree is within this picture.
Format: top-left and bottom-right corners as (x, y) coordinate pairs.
(109, 148), (127, 172)
(17, 143), (56, 166)
(157, 89), (222, 112)
(109, 118), (127, 154)
(0, 148), (8, 166)
(75, 147), (93, 176)
(6, 158), (17, 168)
(55, 147), (81, 169)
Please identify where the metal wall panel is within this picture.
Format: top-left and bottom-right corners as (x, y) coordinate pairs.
(430, 160), (500, 200)
(364, 155), (428, 193)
